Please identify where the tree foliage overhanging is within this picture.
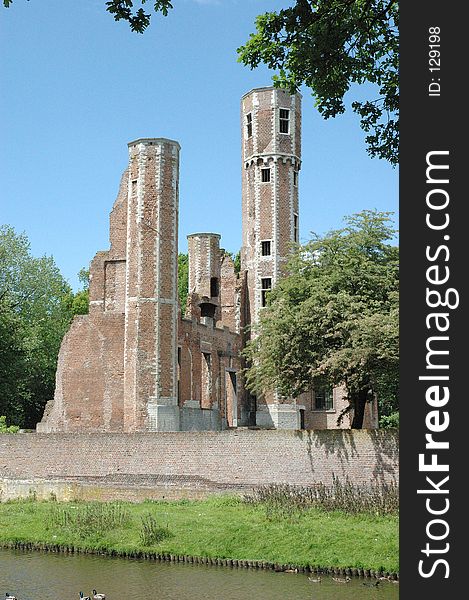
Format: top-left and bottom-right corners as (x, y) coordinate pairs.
(243, 210), (399, 428)
(237, 0), (399, 165)
(3, 0), (399, 164)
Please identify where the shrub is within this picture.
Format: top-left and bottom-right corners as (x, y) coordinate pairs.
(139, 513), (172, 546)
(243, 477), (398, 518)
(0, 415), (20, 433)
(48, 501), (131, 537)
(379, 412), (399, 428)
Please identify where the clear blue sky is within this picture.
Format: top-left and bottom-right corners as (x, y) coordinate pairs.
(0, 0), (398, 291)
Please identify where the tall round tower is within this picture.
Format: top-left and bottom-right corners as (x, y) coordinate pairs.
(241, 87), (301, 323)
(240, 86), (302, 429)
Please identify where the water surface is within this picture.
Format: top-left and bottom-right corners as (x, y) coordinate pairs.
(1, 549), (399, 600)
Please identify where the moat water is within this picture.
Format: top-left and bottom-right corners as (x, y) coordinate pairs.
(1, 549), (399, 600)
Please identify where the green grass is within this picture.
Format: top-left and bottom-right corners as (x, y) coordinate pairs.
(0, 496), (398, 573)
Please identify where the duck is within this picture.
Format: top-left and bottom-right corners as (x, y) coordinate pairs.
(363, 580), (380, 587)
(308, 575), (322, 583)
(6, 594), (18, 600)
(378, 575), (399, 584)
(79, 593), (90, 600)
(92, 591), (106, 600)
(332, 576), (351, 583)
(284, 568), (298, 573)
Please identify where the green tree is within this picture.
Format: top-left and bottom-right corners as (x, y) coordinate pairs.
(233, 251), (241, 275)
(238, 1), (399, 165)
(221, 250), (241, 275)
(2, 0), (173, 32)
(0, 225), (73, 427)
(63, 267), (90, 317)
(105, 0), (173, 31)
(0, 415), (20, 433)
(178, 253), (189, 310)
(0, 300), (30, 425)
(244, 210), (398, 428)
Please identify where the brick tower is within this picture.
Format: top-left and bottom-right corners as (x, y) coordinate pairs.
(123, 138), (180, 432)
(241, 87), (302, 429)
(187, 233), (222, 325)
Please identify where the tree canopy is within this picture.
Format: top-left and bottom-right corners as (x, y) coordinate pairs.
(4, 1), (398, 163)
(0, 225), (82, 427)
(2, 1), (173, 32)
(0, 415), (19, 433)
(238, 0), (399, 165)
(244, 210), (399, 428)
(63, 266), (90, 318)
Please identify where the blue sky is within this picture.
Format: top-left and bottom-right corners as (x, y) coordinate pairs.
(0, 0), (398, 291)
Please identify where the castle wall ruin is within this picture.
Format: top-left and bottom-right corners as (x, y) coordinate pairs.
(38, 87), (378, 434)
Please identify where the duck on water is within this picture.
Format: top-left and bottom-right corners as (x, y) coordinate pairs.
(79, 591), (106, 600)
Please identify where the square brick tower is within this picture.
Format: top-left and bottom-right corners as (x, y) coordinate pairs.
(241, 87), (302, 429)
(123, 138), (180, 432)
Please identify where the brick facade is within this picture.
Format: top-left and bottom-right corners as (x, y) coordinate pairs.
(0, 430), (398, 501)
(37, 87), (377, 434)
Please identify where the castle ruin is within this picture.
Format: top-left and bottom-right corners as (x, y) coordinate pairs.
(38, 87), (378, 433)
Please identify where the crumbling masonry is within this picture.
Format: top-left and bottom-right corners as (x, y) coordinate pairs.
(38, 87), (378, 433)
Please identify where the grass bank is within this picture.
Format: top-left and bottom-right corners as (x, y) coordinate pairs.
(0, 496), (398, 574)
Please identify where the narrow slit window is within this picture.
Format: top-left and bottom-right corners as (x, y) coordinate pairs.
(210, 277), (219, 298)
(293, 170), (298, 186)
(261, 277), (272, 307)
(261, 240), (272, 256)
(293, 213), (299, 243)
(246, 113), (253, 138)
(279, 108), (290, 134)
(261, 168), (271, 183)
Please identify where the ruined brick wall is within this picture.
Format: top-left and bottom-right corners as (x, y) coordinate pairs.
(87, 170), (128, 316)
(219, 253), (241, 332)
(37, 314), (125, 433)
(38, 139), (184, 434)
(178, 316), (242, 429)
(0, 430), (398, 500)
(37, 169), (130, 433)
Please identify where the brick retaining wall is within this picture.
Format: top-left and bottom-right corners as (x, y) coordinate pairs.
(0, 429), (398, 501)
